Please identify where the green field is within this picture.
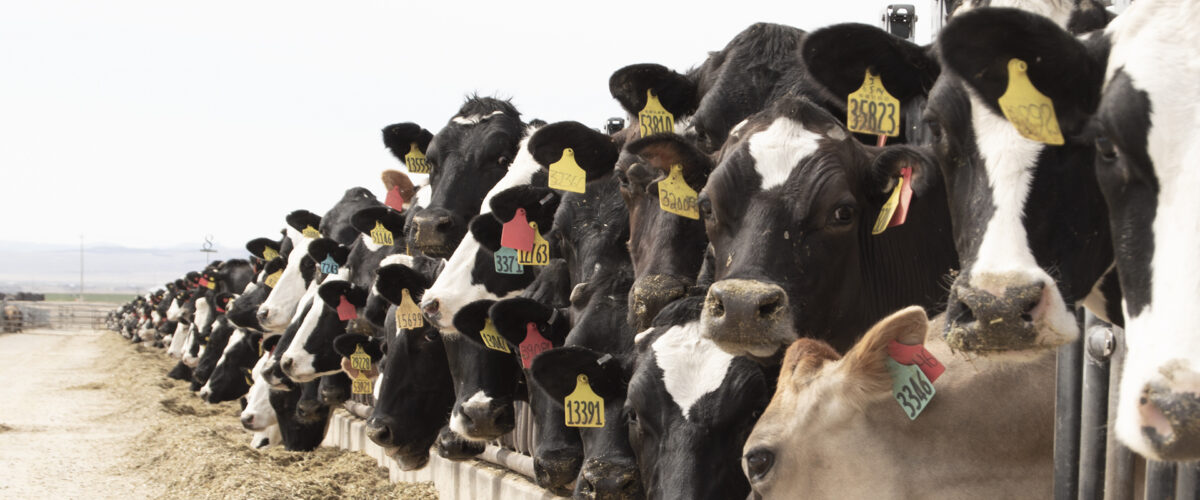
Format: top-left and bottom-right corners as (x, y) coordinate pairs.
(41, 293), (137, 304)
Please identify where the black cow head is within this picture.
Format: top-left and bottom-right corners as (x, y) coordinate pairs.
(200, 328), (263, 404)
(446, 299), (522, 441)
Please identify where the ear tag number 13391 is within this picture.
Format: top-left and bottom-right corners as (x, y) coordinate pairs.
(564, 374), (605, 428)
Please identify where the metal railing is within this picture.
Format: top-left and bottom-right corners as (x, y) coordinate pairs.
(3, 301), (111, 331)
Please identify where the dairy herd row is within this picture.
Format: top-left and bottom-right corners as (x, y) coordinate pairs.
(108, 0), (1199, 497)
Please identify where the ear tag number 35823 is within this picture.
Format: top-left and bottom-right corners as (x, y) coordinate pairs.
(847, 70), (900, 137)
(517, 222), (550, 266)
(396, 289), (424, 329)
(479, 318), (511, 353)
(886, 357), (935, 420)
(404, 142), (431, 174)
(549, 148), (586, 194)
(564, 374), (605, 428)
(658, 164), (699, 219)
(997, 58), (1064, 146)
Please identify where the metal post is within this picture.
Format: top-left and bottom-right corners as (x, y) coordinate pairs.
(1145, 460), (1177, 499)
(79, 234), (84, 301)
(1080, 313), (1114, 499)
(1176, 462), (1200, 500)
(1105, 326), (1135, 500)
(1057, 333), (1084, 499)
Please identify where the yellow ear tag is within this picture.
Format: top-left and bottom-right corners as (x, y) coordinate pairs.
(549, 148), (586, 194)
(244, 368), (254, 387)
(564, 374), (605, 428)
(517, 222), (550, 266)
(396, 289), (424, 330)
(638, 89), (675, 138)
(370, 220), (394, 246)
(350, 344), (372, 371)
(351, 372), (373, 395)
(204, 279), (216, 290)
(404, 142), (431, 174)
(658, 164), (699, 219)
(847, 69), (901, 137)
(997, 58), (1064, 145)
(262, 247), (279, 261)
(302, 225), (321, 239)
(264, 270), (282, 288)
(479, 318), (511, 353)
(872, 175), (905, 235)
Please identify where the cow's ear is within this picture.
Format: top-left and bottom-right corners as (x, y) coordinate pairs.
(469, 214), (504, 253)
(530, 346), (627, 402)
(938, 7), (1105, 136)
(307, 238), (349, 267)
(866, 145), (939, 200)
(373, 263), (431, 305)
(261, 257), (285, 278)
(529, 121), (620, 182)
(627, 133), (714, 191)
(382, 123), (434, 165)
(285, 210), (323, 235)
(381, 169), (416, 203)
(261, 334), (283, 356)
(804, 23), (938, 103)
(333, 333), (383, 361)
(487, 298), (570, 347)
(839, 306), (928, 392)
(488, 185), (561, 233)
(318, 280), (364, 308)
(245, 330), (263, 348)
(213, 292), (236, 312)
(350, 206), (406, 238)
(452, 300), (501, 350)
(609, 63), (698, 119)
(776, 338), (841, 397)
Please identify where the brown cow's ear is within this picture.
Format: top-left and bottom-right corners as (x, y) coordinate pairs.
(381, 170), (416, 202)
(839, 306), (928, 393)
(776, 338), (840, 397)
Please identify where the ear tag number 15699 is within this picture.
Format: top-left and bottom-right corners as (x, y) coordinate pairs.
(564, 374), (605, 428)
(396, 289), (424, 329)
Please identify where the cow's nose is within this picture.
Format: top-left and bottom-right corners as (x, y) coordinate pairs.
(413, 212), (455, 235)
(744, 447), (775, 481)
(365, 416), (394, 447)
(457, 401), (514, 440)
(421, 298), (440, 319)
(945, 278), (1045, 352)
(240, 414), (255, 430)
(628, 274), (691, 332)
(702, 279), (792, 357)
(578, 459), (641, 498)
(533, 446), (584, 493)
(1134, 367), (1200, 460)
(296, 398), (323, 422)
(280, 357), (295, 375)
(256, 309), (269, 323)
(198, 387), (212, 402)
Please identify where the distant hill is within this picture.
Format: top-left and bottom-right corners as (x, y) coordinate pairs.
(0, 240), (250, 294)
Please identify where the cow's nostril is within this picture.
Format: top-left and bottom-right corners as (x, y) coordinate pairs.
(422, 299), (440, 316)
(745, 447), (775, 480)
(281, 358), (294, 373)
(256, 309), (269, 321)
(708, 290), (726, 318)
(758, 294), (782, 318)
(954, 299), (975, 324)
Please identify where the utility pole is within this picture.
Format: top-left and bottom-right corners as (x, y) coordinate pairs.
(79, 234), (84, 301)
(200, 234), (217, 265)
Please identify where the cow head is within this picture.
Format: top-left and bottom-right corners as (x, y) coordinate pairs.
(200, 328), (262, 404)
(256, 210), (323, 332)
(446, 299), (522, 441)
(277, 277), (367, 382)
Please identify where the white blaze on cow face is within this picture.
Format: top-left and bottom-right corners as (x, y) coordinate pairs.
(240, 352), (278, 432)
(746, 117), (823, 190)
(1098, 0), (1200, 460)
(960, 89), (1078, 349)
(451, 110), (505, 126)
(421, 131), (541, 333)
(257, 228), (314, 332)
(279, 276), (344, 382)
(651, 321), (735, 421)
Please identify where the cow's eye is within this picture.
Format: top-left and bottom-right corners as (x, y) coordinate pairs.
(831, 205), (855, 225)
(1095, 136), (1119, 162)
(497, 155), (510, 166)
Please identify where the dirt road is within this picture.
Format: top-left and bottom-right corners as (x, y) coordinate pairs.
(0, 328), (436, 499)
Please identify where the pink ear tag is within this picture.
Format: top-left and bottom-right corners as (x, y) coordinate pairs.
(501, 208), (535, 252)
(887, 339), (944, 383)
(336, 296), (357, 321)
(385, 186), (405, 211)
(519, 322), (553, 369)
(197, 277), (209, 288)
(888, 166), (914, 228)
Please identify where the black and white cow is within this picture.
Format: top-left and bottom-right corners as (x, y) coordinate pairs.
(256, 210), (325, 332)
(277, 278), (368, 383)
(199, 325), (263, 404)
(698, 96), (957, 358)
(399, 98), (527, 258)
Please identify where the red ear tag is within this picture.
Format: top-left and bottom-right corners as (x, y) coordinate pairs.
(501, 208), (535, 252)
(888, 166), (913, 228)
(519, 322), (553, 369)
(887, 339), (944, 383)
(198, 277), (209, 287)
(385, 185), (405, 211)
(336, 296), (357, 321)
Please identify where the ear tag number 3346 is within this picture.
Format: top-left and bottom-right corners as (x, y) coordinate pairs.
(886, 357), (935, 420)
(565, 374), (605, 428)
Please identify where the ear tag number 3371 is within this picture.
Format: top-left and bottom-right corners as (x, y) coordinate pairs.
(564, 374), (605, 428)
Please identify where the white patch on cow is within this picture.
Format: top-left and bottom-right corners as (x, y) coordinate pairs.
(633, 327), (656, 347)
(257, 228), (315, 332)
(952, 0), (1074, 27)
(1080, 262), (1117, 323)
(279, 276), (343, 383)
(166, 298), (182, 322)
(151, 310), (162, 324)
(379, 253), (414, 268)
(965, 89), (1077, 347)
(415, 183), (432, 209)
(747, 116), (822, 190)
(241, 352), (278, 431)
(423, 131), (542, 333)
(652, 321), (735, 421)
(252, 425), (281, 449)
(242, 281), (259, 296)
(167, 321), (190, 359)
(193, 297), (212, 333)
(449, 391), (493, 442)
(451, 110), (505, 126)
(361, 233), (383, 252)
(1104, 0), (1200, 459)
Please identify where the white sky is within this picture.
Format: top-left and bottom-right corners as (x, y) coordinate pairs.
(1, 0), (937, 251)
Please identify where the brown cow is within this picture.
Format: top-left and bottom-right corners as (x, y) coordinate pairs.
(3, 304), (22, 332)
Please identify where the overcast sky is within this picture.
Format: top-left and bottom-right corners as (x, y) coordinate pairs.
(1, 0), (937, 254)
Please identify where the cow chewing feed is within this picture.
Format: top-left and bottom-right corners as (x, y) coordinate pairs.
(743, 306), (1054, 499)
